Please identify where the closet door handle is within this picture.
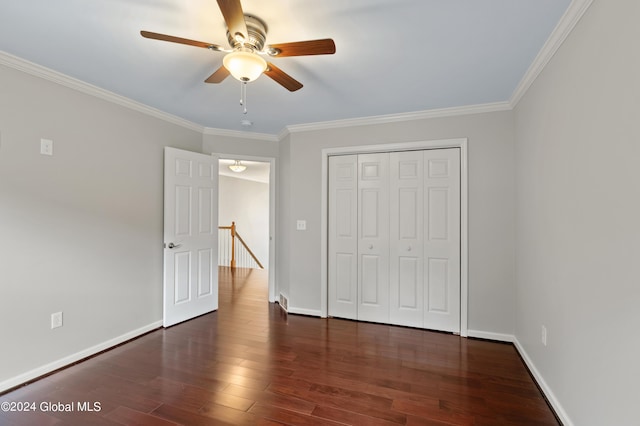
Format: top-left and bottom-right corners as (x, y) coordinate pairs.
(368, 244), (373, 250)
(407, 246), (412, 252)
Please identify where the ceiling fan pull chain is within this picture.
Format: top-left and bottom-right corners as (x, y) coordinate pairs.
(240, 81), (248, 114)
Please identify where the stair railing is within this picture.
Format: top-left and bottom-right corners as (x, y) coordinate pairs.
(218, 222), (264, 269)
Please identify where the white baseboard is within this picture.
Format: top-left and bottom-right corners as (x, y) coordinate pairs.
(513, 337), (573, 426)
(286, 306), (322, 317)
(467, 331), (571, 424)
(467, 329), (514, 342)
(0, 320), (162, 393)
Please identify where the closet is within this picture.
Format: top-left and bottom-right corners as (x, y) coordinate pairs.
(328, 148), (460, 332)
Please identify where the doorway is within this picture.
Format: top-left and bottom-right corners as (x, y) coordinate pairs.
(217, 155), (276, 303)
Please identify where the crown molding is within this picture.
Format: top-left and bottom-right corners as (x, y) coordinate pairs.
(282, 102), (512, 137)
(0, 52), (511, 142)
(510, 0), (595, 107)
(0, 50), (204, 133)
(1, 0), (592, 141)
(203, 126), (279, 142)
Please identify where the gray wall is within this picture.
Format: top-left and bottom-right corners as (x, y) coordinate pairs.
(0, 64), (202, 386)
(514, 1), (639, 425)
(278, 111), (517, 335)
(202, 133), (279, 159)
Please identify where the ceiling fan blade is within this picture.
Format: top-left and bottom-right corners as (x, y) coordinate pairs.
(264, 62), (303, 92)
(216, 0), (248, 41)
(267, 39), (336, 57)
(140, 31), (224, 51)
(205, 66), (230, 83)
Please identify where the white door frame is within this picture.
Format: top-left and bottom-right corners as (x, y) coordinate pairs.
(215, 153), (277, 303)
(320, 138), (469, 337)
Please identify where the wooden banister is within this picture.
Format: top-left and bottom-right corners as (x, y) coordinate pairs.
(234, 232), (264, 269)
(218, 222), (264, 269)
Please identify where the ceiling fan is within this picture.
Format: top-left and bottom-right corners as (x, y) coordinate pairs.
(141, 0), (336, 93)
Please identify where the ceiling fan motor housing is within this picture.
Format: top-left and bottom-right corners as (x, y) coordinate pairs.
(227, 15), (268, 52)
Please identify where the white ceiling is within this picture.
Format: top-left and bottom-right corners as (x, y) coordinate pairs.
(0, 0), (571, 135)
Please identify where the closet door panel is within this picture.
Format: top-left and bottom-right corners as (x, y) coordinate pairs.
(389, 151), (424, 327)
(361, 255), (381, 304)
(357, 153), (390, 323)
(424, 149), (460, 332)
(328, 155), (358, 319)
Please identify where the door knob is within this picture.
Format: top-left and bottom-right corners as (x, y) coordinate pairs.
(407, 246), (412, 251)
(369, 244), (373, 250)
(168, 242), (182, 249)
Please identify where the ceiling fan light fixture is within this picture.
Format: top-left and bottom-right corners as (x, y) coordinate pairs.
(223, 50), (267, 82)
(229, 160), (247, 173)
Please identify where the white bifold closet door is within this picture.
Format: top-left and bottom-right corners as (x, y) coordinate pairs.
(328, 148), (460, 333)
(357, 153), (390, 323)
(389, 151), (425, 328)
(422, 149), (460, 332)
(328, 155), (358, 319)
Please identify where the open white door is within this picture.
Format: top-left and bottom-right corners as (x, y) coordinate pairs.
(163, 147), (219, 327)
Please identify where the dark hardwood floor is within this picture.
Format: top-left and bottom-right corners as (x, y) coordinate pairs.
(1, 267), (558, 425)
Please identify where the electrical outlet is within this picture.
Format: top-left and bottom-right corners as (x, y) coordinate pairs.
(541, 325), (547, 346)
(296, 220), (306, 231)
(51, 312), (63, 329)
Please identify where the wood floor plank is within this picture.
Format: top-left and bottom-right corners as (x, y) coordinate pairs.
(0, 267), (559, 425)
(153, 403), (255, 426)
(392, 398), (476, 425)
(248, 402), (344, 426)
(0, 410), (60, 426)
(104, 406), (180, 426)
(311, 404), (402, 426)
(225, 383), (317, 414)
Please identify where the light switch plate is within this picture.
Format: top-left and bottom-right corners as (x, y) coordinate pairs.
(296, 220), (306, 231)
(40, 139), (53, 156)
(51, 312), (63, 329)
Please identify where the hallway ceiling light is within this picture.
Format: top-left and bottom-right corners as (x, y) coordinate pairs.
(229, 160), (247, 173)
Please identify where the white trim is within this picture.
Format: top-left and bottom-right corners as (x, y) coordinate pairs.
(283, 102), (511, 136)
(467, 330), (514, 343)
(287, 307), (322, 317)
(0, 50), (204, 133)
(513, 337), (574, 426)
(214, 152), (277, 303)
(510, 0), (595, 106)
(0, 321), (162, 393)
(1, 1), (593, 139)
(0, 49), (509, 140)
(320, 138), (469, 337)
(203, 127), (279, 142)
